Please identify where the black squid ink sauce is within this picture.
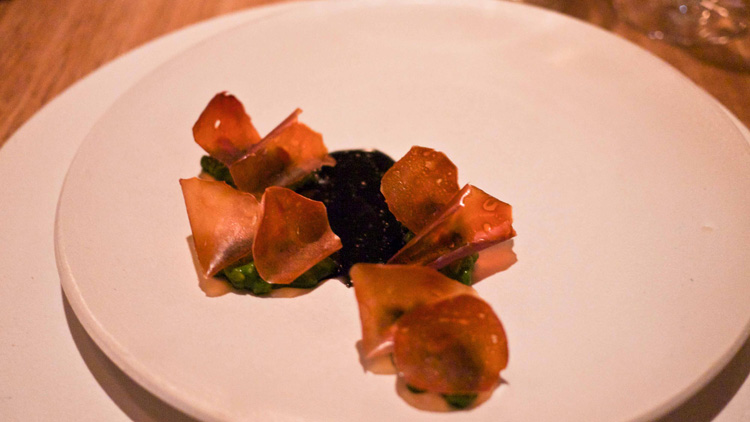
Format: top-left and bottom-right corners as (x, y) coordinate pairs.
(296, 150), (409, 284)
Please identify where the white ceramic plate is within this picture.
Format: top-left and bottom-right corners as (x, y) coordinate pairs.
(55, 1), (750, 421)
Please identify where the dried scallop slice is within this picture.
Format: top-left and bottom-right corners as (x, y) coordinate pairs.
(381, 146), (459, 233)
(229, 109), (335, 196)
(253, 186), (342, 284)
(192, 92), (261, 165)
(393, 294), (508, 394)
(389, 184), (515, 269)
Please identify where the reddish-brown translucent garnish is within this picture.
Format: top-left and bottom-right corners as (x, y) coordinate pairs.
(192, 92), (262, 165)
(229, 109), (335, 197)
(381, 146), (460, 233)
(389, 184), (515, 269)
(350, 264), (477, 360)
(179, 178), (261, 277)
(393, 294), (508, 394)
(253, 186), (342, 285)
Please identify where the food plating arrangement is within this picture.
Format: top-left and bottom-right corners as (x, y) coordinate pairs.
(180, 92), (517, 410)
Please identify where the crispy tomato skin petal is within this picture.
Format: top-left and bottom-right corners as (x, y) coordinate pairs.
(192, 92), (262, 165)
(350, 264), (477, 360)
(393, 294), (508, 394)
(253, 186), (342, 284)
(381, 146), (460, 233)
(389, 184), (515, 269)
(179, 178), (261, 277)
(229, 109), (335, 196)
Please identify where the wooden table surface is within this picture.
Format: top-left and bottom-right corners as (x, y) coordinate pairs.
(1, 0), (748, 149)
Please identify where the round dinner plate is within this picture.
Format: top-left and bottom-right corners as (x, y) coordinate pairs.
(55, 1), (750, 421)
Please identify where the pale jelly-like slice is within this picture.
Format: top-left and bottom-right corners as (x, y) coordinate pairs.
(179, 177), (261, 277)
(350, 264), (477, 360)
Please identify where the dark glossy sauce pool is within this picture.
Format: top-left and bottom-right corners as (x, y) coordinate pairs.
(297, 150), (409, 279)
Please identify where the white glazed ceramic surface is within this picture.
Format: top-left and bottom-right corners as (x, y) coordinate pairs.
(55, 1), (750, 421)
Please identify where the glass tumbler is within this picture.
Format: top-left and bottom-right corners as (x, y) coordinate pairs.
(612, 0), (749, 46)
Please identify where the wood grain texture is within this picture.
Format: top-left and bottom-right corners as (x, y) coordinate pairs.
(0, 0), (748, 148)
(0, 0), (285, 147)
